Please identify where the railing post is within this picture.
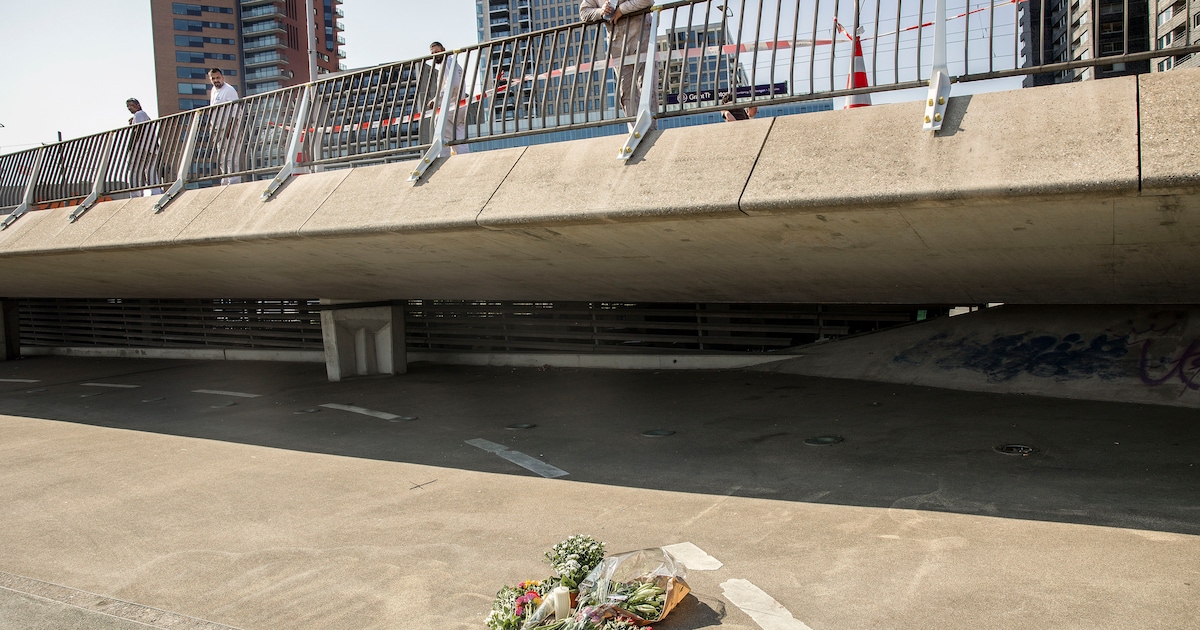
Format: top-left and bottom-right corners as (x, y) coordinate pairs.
(70, 132), (117, 223)
(0, 147), (46, 231)
(619, 7), (660, 161)
(923, 0), (952, 132)
(409, 54), (459, 184)
(262, 85), (314, 201)
(154, 111), (202, 214)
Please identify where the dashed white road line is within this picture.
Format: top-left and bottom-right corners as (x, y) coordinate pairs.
(319, 403), (415, 421)
(0, 378), (40, 383)
(192, 389), (261, 399)
(720, 579), (813, 630)
(662, 542), (724, 570)
(82, 382), (141, 389)
(466, 438), (569, 478)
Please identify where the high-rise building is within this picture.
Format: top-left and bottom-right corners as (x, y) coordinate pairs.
(1020, 0), (1150, 85)
(478, 0), (577, 42)
(1150, 0), (1199, 71)
(150, 0), (346, 116)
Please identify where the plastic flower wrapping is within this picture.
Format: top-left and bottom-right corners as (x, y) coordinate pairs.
(485, 536), (688, 630)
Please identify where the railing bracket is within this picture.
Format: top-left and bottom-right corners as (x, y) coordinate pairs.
(154, 113), (203, 214)
(1, 147), (46, 231)
(70, 133), (117, 223)
(262, 85), (314, 201)
(618, 7), (660, 162)
(923, 0), (952, 133)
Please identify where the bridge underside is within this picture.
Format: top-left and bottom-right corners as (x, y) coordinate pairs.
(0, 70), (1198, 305)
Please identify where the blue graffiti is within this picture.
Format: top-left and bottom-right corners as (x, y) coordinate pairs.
(896, 332), (1131, 383)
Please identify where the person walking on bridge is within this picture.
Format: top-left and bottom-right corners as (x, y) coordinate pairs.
(579, 0), (658, 131)
(207, 68), (242, 185)
(125, 98), (163, 196)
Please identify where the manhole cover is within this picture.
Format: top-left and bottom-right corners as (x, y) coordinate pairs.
(506, 423), (537, 430)
(641, 429), (676, 437)
(804, 435), (844, 446)
(995, 444), (1039, 456)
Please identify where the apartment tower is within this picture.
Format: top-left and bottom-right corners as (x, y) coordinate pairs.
(150, 0), (346, 116)
(1021, 0), (1150, 85)
(1150, 0), (1199, 70)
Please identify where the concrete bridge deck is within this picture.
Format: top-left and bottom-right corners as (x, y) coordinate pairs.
(0, 70), (1198, 304)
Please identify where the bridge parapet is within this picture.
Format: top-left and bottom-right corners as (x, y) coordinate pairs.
(0, 69), (1197, 305)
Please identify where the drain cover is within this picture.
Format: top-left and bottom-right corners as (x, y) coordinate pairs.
(804, 435), (844, 446)
(506, 423), (537, 430)
(641, 429), (676, 437)
(995, 444), (1039, 456)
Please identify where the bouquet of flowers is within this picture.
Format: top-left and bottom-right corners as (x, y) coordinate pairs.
(486, 535), (608, 630)
(486, 580), (554, 630)
(545, 535), (606, 589)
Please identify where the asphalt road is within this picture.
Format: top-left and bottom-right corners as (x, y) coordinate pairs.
(0, 356), (1197, 629)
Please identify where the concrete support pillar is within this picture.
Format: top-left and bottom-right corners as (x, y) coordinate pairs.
(319, 300), (406, 382)
(1, 299), (19, 361)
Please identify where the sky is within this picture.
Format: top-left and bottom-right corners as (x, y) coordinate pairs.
(0, 0), (478, 153)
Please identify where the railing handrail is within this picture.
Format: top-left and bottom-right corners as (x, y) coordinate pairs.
(4, 0), (1193, 220)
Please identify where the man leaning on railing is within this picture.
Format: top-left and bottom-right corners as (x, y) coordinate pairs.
(579, 0), (657, 132)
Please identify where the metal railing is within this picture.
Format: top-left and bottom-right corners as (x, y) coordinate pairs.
(4, 0), (1197, 228)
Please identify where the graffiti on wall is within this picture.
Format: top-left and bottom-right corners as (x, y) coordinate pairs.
(894, 310), (1200, 394)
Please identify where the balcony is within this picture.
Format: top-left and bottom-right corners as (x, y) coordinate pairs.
(243, 35), (287, 52)
(337, 35), (346, 45)
(244, 67), (290, 82)
(243, 19), (284, 35)
(335, 7), (344, 17)
(239, 0), (280, 7)
(244, 51), (289, 68)
(241, 5), (282, 21)
(245, 81), (282, 95)
(335, 20), (344, 31)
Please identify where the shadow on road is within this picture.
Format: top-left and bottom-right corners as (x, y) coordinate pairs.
(1, 356), (1197, 536)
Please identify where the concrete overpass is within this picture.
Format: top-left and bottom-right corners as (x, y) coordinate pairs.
(0, 70), (1197, 304)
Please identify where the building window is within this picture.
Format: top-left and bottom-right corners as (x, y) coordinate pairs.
(1158, 6), (1174, 25)
(1158, 33), (1174, 49)
(176, 51), (237, 63)
(178, 82), (210, 95)
(179, 98), (211, 110)
(177, 67), (235, 78)
(173, 3), (233, 16)
(173, 18), (234, 31)
(174, 35), (236, 47)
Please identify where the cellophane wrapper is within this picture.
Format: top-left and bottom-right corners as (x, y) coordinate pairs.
(575, 547), (690, 626)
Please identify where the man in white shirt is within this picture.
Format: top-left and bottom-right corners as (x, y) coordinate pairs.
(125, 98), (163, 196)
(429, 42), (471, 158)
(207, 68), (242, 185)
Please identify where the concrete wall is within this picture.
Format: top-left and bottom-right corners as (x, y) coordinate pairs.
(755, 305), (1200, 409)
(0, 69), (1198, 304)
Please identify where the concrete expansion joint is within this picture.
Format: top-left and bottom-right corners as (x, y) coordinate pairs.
(475, 146), (529, 231)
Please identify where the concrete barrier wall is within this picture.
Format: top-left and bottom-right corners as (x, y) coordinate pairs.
(755, 305), (1200, 409)
(0, 69), (1197, 304)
